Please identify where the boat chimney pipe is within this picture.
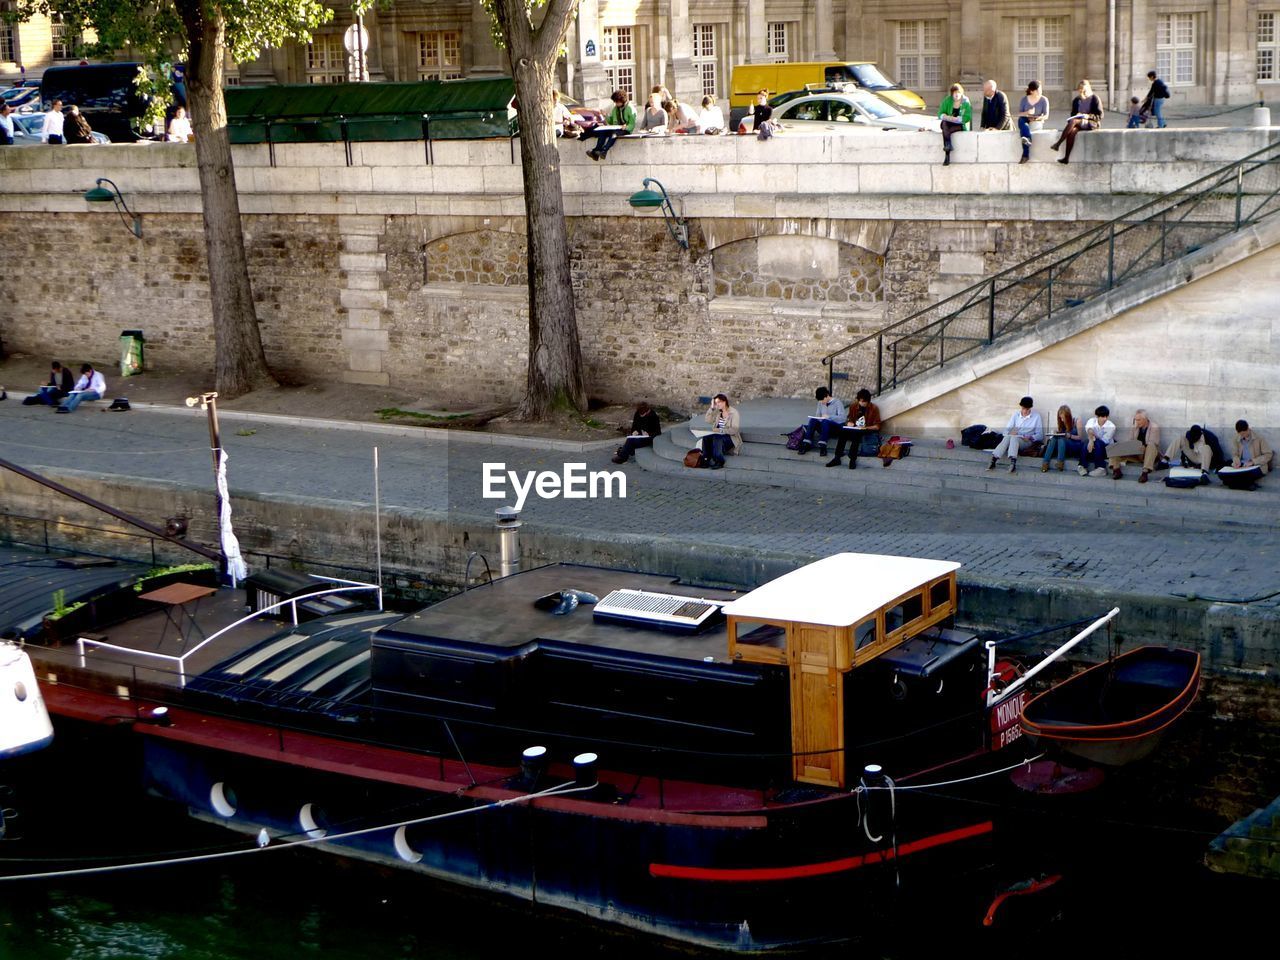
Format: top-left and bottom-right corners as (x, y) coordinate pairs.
(495, 506), (522, 578)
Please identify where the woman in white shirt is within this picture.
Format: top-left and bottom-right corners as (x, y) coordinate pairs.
(42, 99), (65, 144)
(167, 106), (192, 142)
(698, 96), (724, 134)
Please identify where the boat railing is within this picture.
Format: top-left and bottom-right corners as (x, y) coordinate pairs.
(984, 606), (1120, 708)
(76, 578), (384, 687)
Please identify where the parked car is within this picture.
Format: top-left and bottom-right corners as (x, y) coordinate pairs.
(771, 88), (941, 133)
(11, 113), (112, 146)
(557, 91), (605, 131)
(1, 87), (44, 113)
(730, 61), (926, 119)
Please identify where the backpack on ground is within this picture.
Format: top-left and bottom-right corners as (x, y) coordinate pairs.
(683, 448), (706, 468)
(960, 424), (988, 448)
(975, 431), (1003, 450)
(784, 426), (805, 451)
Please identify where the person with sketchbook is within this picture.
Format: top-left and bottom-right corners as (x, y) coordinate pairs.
(1106, 409), (1162, 483)
(1040, 404), (1082, 471)
(612, 402), (663, 463)
(57, 363), (106, 413)
(23, 360), (75, 406)
(797, 387), (845, 457)
(1050, 79), (1103, 165)
(825, 388), (881, 469)
(700, 394), (742, 469)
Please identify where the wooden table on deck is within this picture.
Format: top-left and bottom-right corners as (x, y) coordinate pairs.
(138, 581), (218, 653)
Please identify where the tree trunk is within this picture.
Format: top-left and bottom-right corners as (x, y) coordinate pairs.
(490, 1), (586, 420)
(180, 1), (277, 399)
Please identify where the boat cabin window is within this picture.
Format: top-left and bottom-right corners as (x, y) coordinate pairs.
(885, 592), (924, 635)
(930, 578), (951, 612)
(854, 618), (877, 650)
(734, 620), (786, 650)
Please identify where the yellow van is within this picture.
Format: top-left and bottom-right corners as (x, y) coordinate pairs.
(730, 62), (926, 112)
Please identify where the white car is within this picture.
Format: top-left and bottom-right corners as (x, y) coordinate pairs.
(774, 89), (941, 133)
(12, 113), (111, 146)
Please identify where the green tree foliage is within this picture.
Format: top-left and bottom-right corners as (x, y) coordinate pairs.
(14, 1), (335, 399)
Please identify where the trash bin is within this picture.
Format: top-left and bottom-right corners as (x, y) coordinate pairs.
(120, 330), (144, 377)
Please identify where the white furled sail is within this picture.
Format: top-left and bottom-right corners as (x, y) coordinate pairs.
(0, 642), (53, 758)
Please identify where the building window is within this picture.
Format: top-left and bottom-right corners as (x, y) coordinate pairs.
(0, 4), (16, 63)
(1157, 13), (1197, 85)
(1261, 12), (1279, 81)
(766, 21), (793, 61)
(417, 30), (462, 81)
(50, 14), (81, 61)
(602, 26), (636, 99)
(692, 23), (722, 99)
(896, 20), (943, 89)
(1014, 16), (1066, 90)
(306, 34), (347, 83)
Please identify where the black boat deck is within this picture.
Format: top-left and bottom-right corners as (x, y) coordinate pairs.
(26, 587), (289, 691)
(386, 565), (744, 662)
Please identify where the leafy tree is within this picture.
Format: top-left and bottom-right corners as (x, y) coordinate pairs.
(16, 1), (335, 398)
(480, 0), (586, 419)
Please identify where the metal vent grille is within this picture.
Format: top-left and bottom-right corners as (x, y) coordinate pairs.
(593, 589), (722, 631)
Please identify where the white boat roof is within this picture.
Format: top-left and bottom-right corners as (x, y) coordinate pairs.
(720, 553), (961, 628)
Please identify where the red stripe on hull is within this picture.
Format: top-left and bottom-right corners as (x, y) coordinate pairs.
(649, 820), (994, 881)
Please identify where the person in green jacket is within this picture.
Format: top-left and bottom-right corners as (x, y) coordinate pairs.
(937, 82), (972, 165)
(586, 89), (636, 161)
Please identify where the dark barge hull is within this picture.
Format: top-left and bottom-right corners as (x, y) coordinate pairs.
(46, 684), (1002, 953)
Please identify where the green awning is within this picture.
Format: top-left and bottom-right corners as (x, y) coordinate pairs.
(224, 77), (516, 142)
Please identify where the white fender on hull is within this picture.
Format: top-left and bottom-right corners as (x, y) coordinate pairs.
(0, 642), (54, 758)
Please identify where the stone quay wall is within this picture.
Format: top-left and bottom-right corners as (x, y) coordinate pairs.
(1, 128), (1274, 409)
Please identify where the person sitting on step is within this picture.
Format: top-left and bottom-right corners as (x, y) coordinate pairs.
(57, 363), (106, 414)
(612, 402), (662, 463)
(1077, 404), (1116, 476)
(23, 360), (75, 406)
(1164, 424), (1220, 484)
(1041, 404), (1082, 471)
(1107, 408), (1162, 483)
(797, 387), (845, 457)
(1219, 419), (1273, 490)
(987, 396), (1043, 474)
(700, 394), (741, 470)
(826, 388), (881, 469)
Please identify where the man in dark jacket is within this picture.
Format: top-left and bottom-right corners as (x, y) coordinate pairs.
(980, 80), (1011, 131)
(1140, 71), (1170, 128)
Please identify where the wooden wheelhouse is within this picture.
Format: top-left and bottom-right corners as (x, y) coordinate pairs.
(722, 554), (961, 788)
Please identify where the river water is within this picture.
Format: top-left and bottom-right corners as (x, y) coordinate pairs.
(1, 739), (1268, 960)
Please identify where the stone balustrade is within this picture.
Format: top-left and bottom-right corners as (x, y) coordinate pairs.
(1, 127), (1276, 225)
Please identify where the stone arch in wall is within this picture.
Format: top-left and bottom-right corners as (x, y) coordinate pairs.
(710, 234), (885, 304)
(424, 229), (528, 286)
(697, 218), (892, 305)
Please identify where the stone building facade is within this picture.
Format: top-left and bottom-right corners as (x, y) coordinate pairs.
(2, 2), (1275, 109)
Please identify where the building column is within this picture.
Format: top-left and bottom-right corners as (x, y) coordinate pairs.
(814, 0), (837, 62)
(747, 0), (768, 63)
(668, 0), (700, 105)
(843, 0), (864, 65)
(470, 0), (506, 78)
(572, 0), (609, 104)
(959, 0), (982, 85)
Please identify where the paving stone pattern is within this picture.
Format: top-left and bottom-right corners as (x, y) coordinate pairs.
(1, 404), (1276, 613)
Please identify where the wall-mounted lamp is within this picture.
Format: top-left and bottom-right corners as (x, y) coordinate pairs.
(83, 177), (141, 238)
(627, 177), (688, 250)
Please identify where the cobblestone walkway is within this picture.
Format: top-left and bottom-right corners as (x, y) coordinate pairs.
(1, 403), (1276, 607)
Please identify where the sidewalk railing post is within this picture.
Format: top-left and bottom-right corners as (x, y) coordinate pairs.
(987, 278), (996, 343)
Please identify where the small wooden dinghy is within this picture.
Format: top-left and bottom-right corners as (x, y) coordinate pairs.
(1019, 646), (1201, 766)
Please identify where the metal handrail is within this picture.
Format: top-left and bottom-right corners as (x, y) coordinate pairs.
(823, 135), (1280, 393)
(75, 581), (382, 687)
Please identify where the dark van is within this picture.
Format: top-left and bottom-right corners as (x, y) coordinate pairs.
(40, 62), (152, 142)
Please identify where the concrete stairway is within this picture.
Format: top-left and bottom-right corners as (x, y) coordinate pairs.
(636, 399), (1277, 530)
